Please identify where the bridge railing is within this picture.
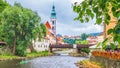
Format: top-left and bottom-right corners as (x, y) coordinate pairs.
(49, 44), (95, 48)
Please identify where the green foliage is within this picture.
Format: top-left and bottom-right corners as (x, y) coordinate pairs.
(73, 0), (119, 28)
(15, 42), (28, 56)
(27, 50), (49, 58)
(75, 39), (88, 44)
(0, 3), (45, 56)
(110, 43), (116, 50)
(107, 29), (113, 35)
(73, 0), (120, 50)
(0, 46), (12, 56)
(113, 20), (120, 44)
(81, 48), (90, 54)
(40, 24), (46, 37)
(0, 55), (18, 60)
(98, 37), (117, 50)
(0, 0), (9, 41)
(81, 40), (89, 44)
(0, 0), (9, 13)
(96, 42), (101, 48)
(75, 39), (81, 44)
(81, 33), (88, 40)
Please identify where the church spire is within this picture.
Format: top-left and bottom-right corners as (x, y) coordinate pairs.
(51, 3), (56, 19)
(50, 2), (57, 44)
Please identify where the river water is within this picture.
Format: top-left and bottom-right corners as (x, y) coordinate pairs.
(0, 50), (87, 68)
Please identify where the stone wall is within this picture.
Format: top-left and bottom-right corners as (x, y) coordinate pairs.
(90, 56), (120, 68)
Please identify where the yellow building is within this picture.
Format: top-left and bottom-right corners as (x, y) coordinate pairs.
(104, 20), (117, 39)
(104, 3), (118, 39)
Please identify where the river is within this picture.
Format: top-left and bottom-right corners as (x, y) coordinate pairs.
(0, 51), (87, 68)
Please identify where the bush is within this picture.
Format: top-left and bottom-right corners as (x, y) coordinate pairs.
(75, 40), (88, 44)
(26, 50), (49, 57)
(0, 46), (12, 56)
(81, 48), (90, 54)
(15, 44), (27, 57)
(16, 47), (27, 57)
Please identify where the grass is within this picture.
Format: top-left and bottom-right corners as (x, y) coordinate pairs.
(0, 55), (23, 60)
(0, 50), (50, 60)
(26, 50), (50, 58)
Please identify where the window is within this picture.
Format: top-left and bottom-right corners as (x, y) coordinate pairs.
(52, 27), (54, 30)
(52, 21), (54, 24)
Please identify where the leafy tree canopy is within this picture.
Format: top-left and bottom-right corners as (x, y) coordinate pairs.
(81, 33), (88, 40)
(0, 0), (9, 13)
(0, 3), (45, 56)
(73, 0), (120, 25)
(73, 0), (120, 50)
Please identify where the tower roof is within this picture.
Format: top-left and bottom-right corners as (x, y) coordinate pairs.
(51, 3), (56, 19)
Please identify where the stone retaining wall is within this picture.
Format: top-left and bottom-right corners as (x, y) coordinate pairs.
(90, 56), (120, 68)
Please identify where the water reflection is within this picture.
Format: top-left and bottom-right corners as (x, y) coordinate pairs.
(0, 56), (87, 68)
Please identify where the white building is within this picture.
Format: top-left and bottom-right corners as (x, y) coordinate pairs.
(33, 37), (50, 52)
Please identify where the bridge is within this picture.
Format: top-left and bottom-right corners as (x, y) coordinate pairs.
(49, 44), (94, 53)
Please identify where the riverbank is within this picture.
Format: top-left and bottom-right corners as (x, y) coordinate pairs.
(27, 51), (50, 58)
(0, 51), (51, 61)
(75, 60), (103, 68)
(0, 55), (25, 61)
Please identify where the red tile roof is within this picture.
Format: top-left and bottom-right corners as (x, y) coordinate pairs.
(45, 21), (51, 29)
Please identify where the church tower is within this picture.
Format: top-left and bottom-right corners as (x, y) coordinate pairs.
(51, 3), (56, 36)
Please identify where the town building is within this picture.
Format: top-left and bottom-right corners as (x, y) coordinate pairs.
(104, 6), (118, 39)
(33, 37), (50, 51)
(87, 32), (104, 44)
(97, 32), (104, 42)
(33, 4), (57, 52)
(87, 36), (98, 44)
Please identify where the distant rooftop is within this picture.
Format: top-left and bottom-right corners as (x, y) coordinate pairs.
(89, 32), (103, 36)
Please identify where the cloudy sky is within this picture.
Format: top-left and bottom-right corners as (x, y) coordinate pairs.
(6, 0), (103, 36)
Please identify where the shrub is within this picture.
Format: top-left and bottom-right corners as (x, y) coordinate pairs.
(81, 48), (90, 54)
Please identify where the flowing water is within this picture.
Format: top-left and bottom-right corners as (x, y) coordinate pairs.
(0, 51), (87, 68)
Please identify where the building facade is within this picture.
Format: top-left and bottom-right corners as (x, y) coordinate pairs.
(33, 37), (50, 51)
(33, 4), (57, 52)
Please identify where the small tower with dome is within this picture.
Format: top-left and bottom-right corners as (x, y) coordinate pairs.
(51, 3), (56, 36)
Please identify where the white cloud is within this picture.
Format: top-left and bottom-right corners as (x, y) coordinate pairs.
(56, 21), (103, 36)
(6, 0), (103, 36)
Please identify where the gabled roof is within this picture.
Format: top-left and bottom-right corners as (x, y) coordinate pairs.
(45, 21), (51, 29)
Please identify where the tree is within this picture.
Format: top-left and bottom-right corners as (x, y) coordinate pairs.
(40, 23), (46, 37)
(73, 0), (120, 49)
(0, 0), (9, 41)
(63, 38), (75, 44)
(0, 3), (44, 56)
(81, 33), (88, 40)
(0, 0), (9, 13)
